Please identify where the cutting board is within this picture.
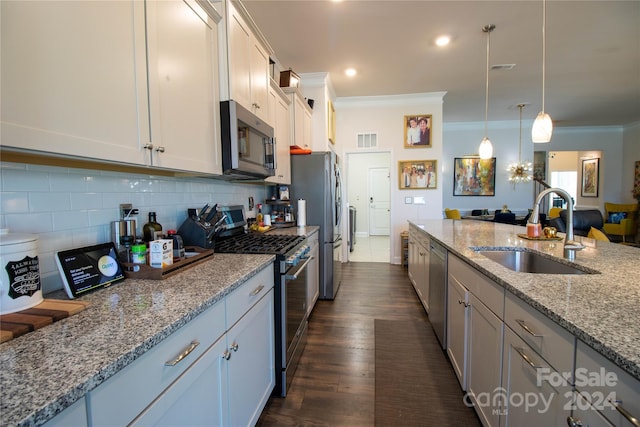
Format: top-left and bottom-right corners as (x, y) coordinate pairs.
(0, 299), (90, 343)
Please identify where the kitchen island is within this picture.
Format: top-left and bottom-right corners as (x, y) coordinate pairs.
(411, 219), (640, 380)
(0, 253), (274, 427)
(411, 219), (640, 426)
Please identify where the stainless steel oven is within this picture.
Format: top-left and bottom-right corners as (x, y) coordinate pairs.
(283, 254), (310, 395)
(212, 205), (309, 397)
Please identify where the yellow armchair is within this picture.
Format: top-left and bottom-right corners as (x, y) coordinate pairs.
(602, 202), (638, 242)
(444, 208), (461, 220)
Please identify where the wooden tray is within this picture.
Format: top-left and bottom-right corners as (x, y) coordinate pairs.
(517, 233), (563, 241)
(123, 246), (214, 280)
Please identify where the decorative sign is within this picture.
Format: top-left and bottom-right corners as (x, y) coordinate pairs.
(5, 256), (41, 299)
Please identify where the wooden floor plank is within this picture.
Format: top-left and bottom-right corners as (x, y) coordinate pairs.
(257, 262), (432, 426)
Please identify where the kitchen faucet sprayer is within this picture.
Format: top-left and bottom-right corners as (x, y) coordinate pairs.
(529, 188), (584, 260)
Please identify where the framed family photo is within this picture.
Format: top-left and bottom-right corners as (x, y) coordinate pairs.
(453, 157), (496, 196)
(398, 160), (437, 189)
(581, 158), (599, 197)
(404, 115), (431, 148)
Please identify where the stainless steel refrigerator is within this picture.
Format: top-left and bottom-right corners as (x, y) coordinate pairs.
(291, 151), (343, 299)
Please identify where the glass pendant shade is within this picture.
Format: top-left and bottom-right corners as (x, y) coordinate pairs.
(532, 111), (553, 142)
(479, 137), (493, 159)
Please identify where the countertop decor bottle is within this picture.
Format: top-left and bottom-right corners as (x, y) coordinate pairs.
(143, 212), (163, 242)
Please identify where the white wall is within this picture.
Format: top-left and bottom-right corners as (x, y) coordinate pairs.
(623, 122), (640, 203)
(0, 161), (268, 293)
(334, 92), (445, 265)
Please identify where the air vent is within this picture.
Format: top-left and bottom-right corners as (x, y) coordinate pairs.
(357, 133), (378, 149)
(491, 64), (516, 70)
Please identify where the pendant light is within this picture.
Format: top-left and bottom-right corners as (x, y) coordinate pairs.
(532, 0), (553, 142)
(508, 104), (533, 185)
(478, 24), (495, 160)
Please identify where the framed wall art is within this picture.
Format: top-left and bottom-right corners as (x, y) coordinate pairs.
(453, 157), (496, 196)
(399, 160), (437, 189)
(404, 115), (431, 148)
(328, 100), (336, 144)
(581, 158), (599, 197)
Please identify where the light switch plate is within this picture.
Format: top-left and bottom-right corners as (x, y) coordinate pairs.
(413, 196), (426, 204)
(405, 197), (413, 204)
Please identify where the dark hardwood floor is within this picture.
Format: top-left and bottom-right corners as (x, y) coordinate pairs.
(256, 262), (433, 426)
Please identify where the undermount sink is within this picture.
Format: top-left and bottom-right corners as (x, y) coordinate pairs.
(475, 248), (598, 275)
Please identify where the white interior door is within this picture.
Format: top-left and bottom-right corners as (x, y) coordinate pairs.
(369, 167), (390, 235)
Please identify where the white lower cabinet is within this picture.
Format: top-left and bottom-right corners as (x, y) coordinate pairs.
(408, 225), (429, 313)
(501, 326), (573, 427)
(306, 231), (320, 317)
(574, 340), (640, 427)
(446, 254), (504, 427)
(89, 264), (274, 427)
(42, 397), (87, 427)
(130, 336), (227, 426)
(227, 286), (275, 427)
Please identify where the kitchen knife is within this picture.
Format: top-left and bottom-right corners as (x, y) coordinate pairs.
(197, 203), (209, 221)
(205, 204), (218, 223)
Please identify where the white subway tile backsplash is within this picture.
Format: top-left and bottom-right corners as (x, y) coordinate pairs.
(5, 212), (54, 234)
(70, 193), (102, 210)
(1, 169), (50, 191)
(0, 161), (268, 292)
(30, 192), (71, 212)
(0, 192), (29, 213)
(50, 172), (89, 192)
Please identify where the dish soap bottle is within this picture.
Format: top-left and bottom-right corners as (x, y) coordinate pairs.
(256, 204), (264, 227)
(143, 212), (163, 242)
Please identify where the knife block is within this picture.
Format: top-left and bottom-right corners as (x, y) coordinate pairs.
(177, 217), (215, 249)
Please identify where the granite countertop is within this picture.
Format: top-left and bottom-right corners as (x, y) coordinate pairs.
(0, 253), (274, 427)
(409, 219), (640, 382)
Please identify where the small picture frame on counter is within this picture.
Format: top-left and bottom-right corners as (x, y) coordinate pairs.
(279, 186), (290, 200)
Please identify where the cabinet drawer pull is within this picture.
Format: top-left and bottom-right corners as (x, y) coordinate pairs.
(514, 347), (543, 370)
(250, 284), (265, 296)
(515, 319), (543, 337)
(609, 399), (640, 427)
(230, 342), (239, 352)
(566, 416), (584, 427)
(223, 350), (231, 361)
(165, 340), (200, 366)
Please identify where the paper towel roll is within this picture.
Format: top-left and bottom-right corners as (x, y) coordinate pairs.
(297, 199), (306, 227)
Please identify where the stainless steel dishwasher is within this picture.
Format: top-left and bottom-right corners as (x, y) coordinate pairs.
(428, 240), (447, 349)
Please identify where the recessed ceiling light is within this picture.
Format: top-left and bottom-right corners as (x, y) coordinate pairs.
(435, 35), (451, 47)
(345, 68), (357, 77)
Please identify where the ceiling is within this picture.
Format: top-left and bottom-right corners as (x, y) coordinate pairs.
(242, 0), (640, 127)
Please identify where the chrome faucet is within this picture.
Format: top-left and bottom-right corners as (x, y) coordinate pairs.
(529, 188), (585, 260)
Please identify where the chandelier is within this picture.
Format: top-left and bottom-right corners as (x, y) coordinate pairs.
(508, 104), (532, 185)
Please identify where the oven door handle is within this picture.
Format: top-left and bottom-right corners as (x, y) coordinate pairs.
(285, 257), (312, 280)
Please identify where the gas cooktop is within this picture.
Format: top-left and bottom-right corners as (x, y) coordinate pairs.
(214, 232), (305, 255)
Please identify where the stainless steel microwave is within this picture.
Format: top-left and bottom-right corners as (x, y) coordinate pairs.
(220, 100), (275, 179)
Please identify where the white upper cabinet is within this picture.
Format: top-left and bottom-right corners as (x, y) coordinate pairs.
(1, 0), (222, 175)
(1, 1), (149, 165)
(284, 88), (312, 148)
(145, 0), (222, 174)
(265, 81), (291, 184)
(225, 1), (272, 124)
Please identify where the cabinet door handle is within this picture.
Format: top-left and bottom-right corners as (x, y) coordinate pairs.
(165, 340), (200, 366)
(514, 347), (543, 370)
(249, 284), (265, 296)
(515, 319), (543, 338)
(223, 349), (231, 361)
(155, 146), (165, 153)
(230, 342), (239, 352)
(144, 143), (154, 150)
(609, 399), (640, 427)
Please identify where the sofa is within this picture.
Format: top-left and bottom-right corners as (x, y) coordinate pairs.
(548, 209), (604, 237)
